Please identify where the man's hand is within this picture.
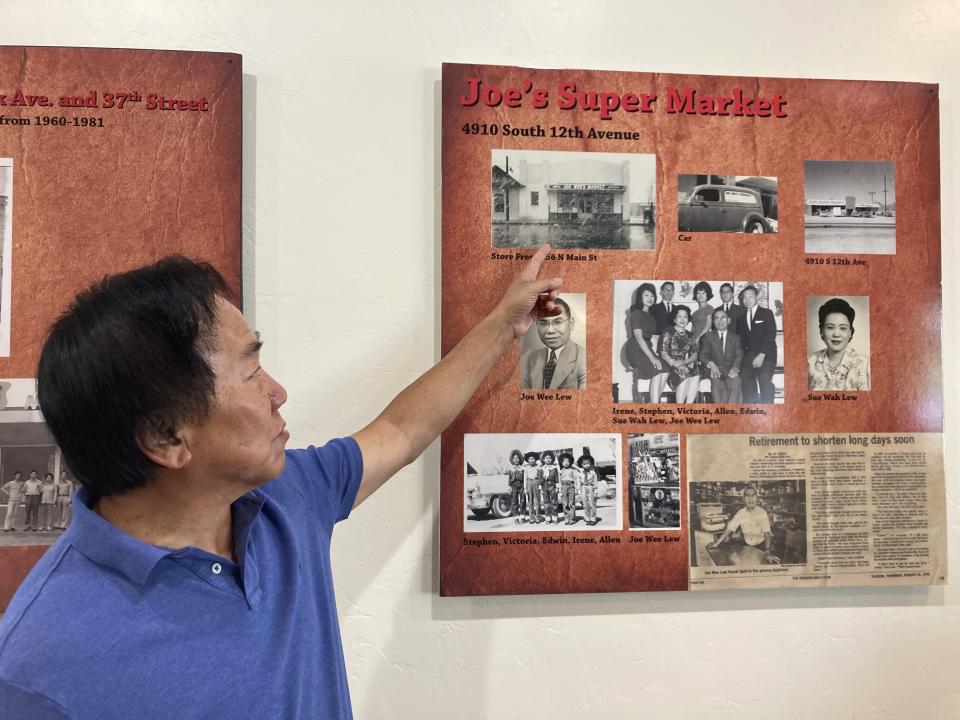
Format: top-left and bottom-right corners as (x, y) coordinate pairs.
(494, 244), (562, 338)
(752, 352), (766, 369)
(709, 362), (720, 380)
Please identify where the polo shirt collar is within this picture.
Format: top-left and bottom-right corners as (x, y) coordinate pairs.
(68, 486), (267, 588)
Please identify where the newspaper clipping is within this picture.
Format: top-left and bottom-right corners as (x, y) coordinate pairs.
(687, 433), (946, 590)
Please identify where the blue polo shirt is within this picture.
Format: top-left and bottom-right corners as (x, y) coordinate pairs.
(0, 437), (363, 719)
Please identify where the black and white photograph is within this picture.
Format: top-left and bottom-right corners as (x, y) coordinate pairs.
(0, 159), (11, 357)
(627, 433), (680, 530)
(611, 279), (785, 404)
(0, 379), (74, 547)
(689, 480), (807, 568)
(492, 149), (656, 250)
(677, 174), (778, 233)
(519, 292), (586, 391)
(464, 433), (622, 531)
(804, 160), (896, 254)
(806, 295), (870, 392)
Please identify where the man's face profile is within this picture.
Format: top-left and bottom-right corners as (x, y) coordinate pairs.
(744, 488), (758, 509)
(720, 286), (733, 304)
(184, 298), (290, 490)
(661, 284), (675, 303)
(536, 305), (572, 351)
(742, 289), (758, 309)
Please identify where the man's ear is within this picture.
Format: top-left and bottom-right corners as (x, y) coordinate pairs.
(135, 415), (193, 470)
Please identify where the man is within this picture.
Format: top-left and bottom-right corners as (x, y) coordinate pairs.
(735, 285), (777, 403)
(22, 471), (42, 532)
(0, 248), (561, 718)
(54, 471), (74, 530)
(717, 282), (744, 326)
(698, 307), (744, 403)
(650, 281), (675, 336)
(0, 471), (24, 532)
(707, 486), (774, 558)
(519, 296), (586, 390)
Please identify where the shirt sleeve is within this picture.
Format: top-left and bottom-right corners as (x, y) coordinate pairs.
(0, 680), (72, 720)
(281, 437), (364, 526)
(726, 508), (745, 533)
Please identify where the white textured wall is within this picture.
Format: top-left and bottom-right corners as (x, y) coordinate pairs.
(2, 2), (958, 717)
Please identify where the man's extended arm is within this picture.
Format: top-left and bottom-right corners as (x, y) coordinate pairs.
(351, 245), (561, 507)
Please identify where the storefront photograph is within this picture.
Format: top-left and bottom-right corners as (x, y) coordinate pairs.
(491, 149), (656, 250)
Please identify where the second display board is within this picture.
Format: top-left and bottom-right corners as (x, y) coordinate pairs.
(439, 63), (945, 596)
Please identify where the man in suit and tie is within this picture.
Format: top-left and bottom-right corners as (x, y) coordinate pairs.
(520, 297), (586, 390)
(698, 307), (744, 403)
(717, 283), (745, 326)
(651, 281), (675, 337)
(735, 286), (778, 403)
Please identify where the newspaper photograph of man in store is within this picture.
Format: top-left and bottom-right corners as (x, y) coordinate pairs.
(806, 295), (871, 393)
(677, 174), (778, 233)
(611, 279), (784, 404)
(0, 379), (74, 546)
(689, 480), (807, 568)
(463, 433), (621, 531)
(492, 149), (656, 250)
(804, 160), (896, 254)
(628, 433), (681, 530)
(519, 293), (586, 391)
(0, 159), (12, 357)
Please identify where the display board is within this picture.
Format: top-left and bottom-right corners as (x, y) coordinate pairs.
(0, 47), (242, 608)
(439, 62), (944, 595)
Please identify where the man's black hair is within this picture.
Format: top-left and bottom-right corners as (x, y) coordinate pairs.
(37, 256), (231, 498)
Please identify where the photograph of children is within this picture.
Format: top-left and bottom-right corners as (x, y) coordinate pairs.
(0, 159), (12, 357)
(804, 160), (895, 254)
(689, 480), (807, 568)
(519, 293), (586, 390)
(611, 280), (784, 404)
(0, 379), (74, 546)
(677, 174), (778, 233)
(492, 149), (656, 250)
(628, 433), (680, 530)
(806, 296), (870, 392)
(464, 433), (622, 532)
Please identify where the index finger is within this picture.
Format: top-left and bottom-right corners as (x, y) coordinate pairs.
(518, 243), (552, 282)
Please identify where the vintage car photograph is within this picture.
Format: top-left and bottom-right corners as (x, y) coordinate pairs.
(677, 174), (778, 233)
(463, 433), (621, 532)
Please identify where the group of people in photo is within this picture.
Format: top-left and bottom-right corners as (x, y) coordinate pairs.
(0, 470), (74, 532)
(506, 449), (602, 526)
(625, 280), (778, 404)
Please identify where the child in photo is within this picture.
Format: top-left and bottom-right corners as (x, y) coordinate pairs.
(558, 452), (578, 525)
(507, 449), (526, 524)
(523, 452), (542, 523)
(579, 454), (599, 525)
(540, 451), (559, 524)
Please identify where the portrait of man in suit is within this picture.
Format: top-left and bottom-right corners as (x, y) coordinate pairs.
(650, 281), (675, 337)
(735, 285), (778, 403)
(520, 295), (587, 390)
(698, 307), (744, 403)
(717, 282), (744, 326)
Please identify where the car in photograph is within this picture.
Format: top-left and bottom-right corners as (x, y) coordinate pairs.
(465, 472), (513, 519)
(678, 184), (773, 233)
